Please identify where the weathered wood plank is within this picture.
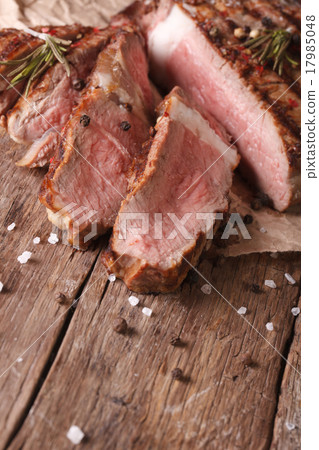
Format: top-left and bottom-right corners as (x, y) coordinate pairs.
(270, 298), (301, 449)
(0, 130), (100, 448)
(10, 252), (300, 449)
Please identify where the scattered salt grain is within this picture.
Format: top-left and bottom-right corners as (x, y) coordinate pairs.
(285, 273), (296, 285)
(48, 232), (59, 244)
(260, 227), (267, 233)
(266, 322), (274, 331)
(7, 222), (15, 231)
(128, 295), (139, 306)
(66, 425), (85, 445)
(142, 307), (152, 317)
(264, 280), (276, 289)
(33, 237), (40, 244)
(291, 307), (300, 317)
(201, 284), (212, 295)
(270, 252), (278, 259)
(237, 306), (247, 315)
(108, 273), (116, 282)
(17, 251), (32, 264)
(16, 357), (23, 363)
(285, 422), (295, 431)
(0, 282), (3, 292)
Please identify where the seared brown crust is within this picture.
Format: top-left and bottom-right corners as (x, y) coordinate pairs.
(186, 1), (301, 198)
(39, 26), (142, 215)
(102, 232), (207, 294)
(115, 0), (301, 209)
(102, 86), (234, 293)
(0, 24), (91, 115)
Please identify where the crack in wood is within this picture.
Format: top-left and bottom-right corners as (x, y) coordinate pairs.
(3, 248), (103, 449)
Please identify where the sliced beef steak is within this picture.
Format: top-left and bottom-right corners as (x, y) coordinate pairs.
(102, 87), (239, 293)
(0, 24), (89, 117)
(115, 0), (300, 211)
(39, 28), (155, 249)
(7, 28), (112, 168)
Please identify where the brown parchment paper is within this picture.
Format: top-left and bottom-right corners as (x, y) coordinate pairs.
(0, 0), (301, 256)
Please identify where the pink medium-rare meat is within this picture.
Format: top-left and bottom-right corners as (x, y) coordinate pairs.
(0, 25), (89, 117)
(39, 28), (155, 249)
(116, 0), (300, 212)
(102, 87), (239, 293)
(7, 28), (113, 168)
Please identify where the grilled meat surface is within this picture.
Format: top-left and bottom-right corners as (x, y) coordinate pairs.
(102, 87), (239, 293)
(7, 28), (113, 168)
(39, 27), (156, 249)
(0, 24), (89, 116)
(114, 0), (301, 211)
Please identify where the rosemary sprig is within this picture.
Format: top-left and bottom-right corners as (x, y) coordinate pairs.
(243, 29), (298, 76)
(0, 29), (72, 96)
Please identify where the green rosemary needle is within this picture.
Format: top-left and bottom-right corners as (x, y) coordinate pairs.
(0, 28), (72, 96)
(243, 29), (299, 75)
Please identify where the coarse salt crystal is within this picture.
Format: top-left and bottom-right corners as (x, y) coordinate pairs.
(48, 232), (59, 244)
(265, 280), (276, 289)
(128, 295), (139, 306)
(17, 251), (32, 264)
(237, 306), (247, 315)
(142, 307), (152, 317)
(291, 307), (300, 316)
(201, 284), (212, 295)
(0, 282), (3, 292)
(266, 322), (274, 331)
(108, 273), (116, 282)
(16, 357), (23, 362)
(285, 273), (296, 285)
(33, 237), (40, 244)
(260, 227), (267, 233)
(66, 425), (85, 445)
(285, 422), (295, 431)
(7, 222), (15, 231)
(270, 252), (278, 259)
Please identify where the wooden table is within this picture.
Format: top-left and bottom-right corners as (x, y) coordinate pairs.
(0, 131), (300, 449)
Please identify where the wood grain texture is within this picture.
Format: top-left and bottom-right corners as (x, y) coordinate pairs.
(8, 251), (300, 450)
(270, 298), (301, 449)
(0, 130), (101, 448)
(0, 131), (301, 450)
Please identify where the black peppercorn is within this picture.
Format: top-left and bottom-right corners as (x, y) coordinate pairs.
(120, 121), (131, 131)
(123, 103), (132, 112)
(80, 114), (90, 127)
(112, 317), (128, 334)
(169, 334), (181, 346)
(251, 283), (261, 293)
(55, 292), (67, 304)
(250, 198), (263, 210)
(243, 214), (253, 225)
(171, 368), (183, 380)
(257, 192), (270, 206)
(72, 78), (85, 91)
(261, 17), (273, 28)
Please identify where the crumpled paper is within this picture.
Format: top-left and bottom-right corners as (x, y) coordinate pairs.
(0, 0), (300, 256)
(220, 176), (300, 257)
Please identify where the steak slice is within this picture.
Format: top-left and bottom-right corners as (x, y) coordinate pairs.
(39, 27), (155, 249)
(7, 28), (113, 168)
(102, 87), (239, 293)
(115, 0), (300, 211)
(0, 24), (89, 117)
